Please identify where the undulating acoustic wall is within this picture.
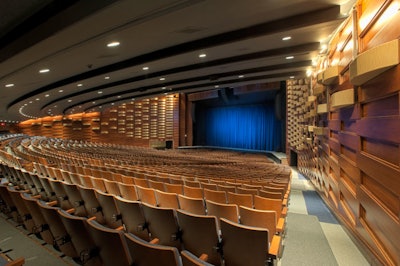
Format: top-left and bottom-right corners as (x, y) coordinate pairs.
(287, 1), (400, 265)
(18, 94), (180, 148)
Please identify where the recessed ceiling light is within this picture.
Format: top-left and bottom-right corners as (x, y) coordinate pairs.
(286, 56), (294, 59)
(215, 85), (219, 88)
(36, 98), (40, 101)
(92, 101), (96, 104)
(238, 75), (244, 78)
(142, 66), (149, 70)
(282, 36), (292, 41)
(290, 76), (295, 79)
(68, 99), (72, 102)
(117, 96), (121, 98)
(104, 76), (110, 80)
(162, 87), (167, 90)
(98, 91), (103, 94)
(160, 77), (166, 81)
(111, 103), (115, 105)
(5, 83), (14, 88)
(77, 83), (83, 87)
(45, 94), (50, 97)
(39, 68), (50, 73)
(199, 53), (206, 58)
(58, 89), (64, 93)
(107, 41), (120, 47)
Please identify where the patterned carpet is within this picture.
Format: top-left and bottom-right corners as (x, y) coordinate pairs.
(280, 169), (369, 266)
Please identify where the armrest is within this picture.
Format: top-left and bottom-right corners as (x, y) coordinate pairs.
(115, 226), (124, 231)
(150, 238), (160, 244)
(282, 198), (288, 207)
(268, 235), (282, 259)
(6, 257), (25, 266)
(47, 200), (58, 206)
(66, 208), (75, 214)
(199, 253), (209, 261)
(281, 206), (287, 218)
(276, 217), (285, 234)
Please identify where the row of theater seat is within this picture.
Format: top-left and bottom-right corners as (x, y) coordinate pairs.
(4, 163), (287, 227)
(1, 174), (281, 265)
(13, 136), (291, 183)
(0, 135), (290, 265)
(1, 163), (287, 235)
(31, 161), (290, 205)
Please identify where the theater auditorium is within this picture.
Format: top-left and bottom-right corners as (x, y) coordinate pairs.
(0, 1), (399, 265)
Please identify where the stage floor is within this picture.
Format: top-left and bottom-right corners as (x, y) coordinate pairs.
(178, 145), (287, 164)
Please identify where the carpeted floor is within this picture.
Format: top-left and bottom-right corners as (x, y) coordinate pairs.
(280, 169), (370, 266)
(280, 212), (338, 266)
(0, 213), (75, 265)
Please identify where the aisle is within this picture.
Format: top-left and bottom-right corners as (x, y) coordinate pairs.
(280, 169), (369, 266)
(0, 212), (76, 265)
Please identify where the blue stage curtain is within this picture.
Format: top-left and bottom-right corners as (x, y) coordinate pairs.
(197, 104), (282, 151)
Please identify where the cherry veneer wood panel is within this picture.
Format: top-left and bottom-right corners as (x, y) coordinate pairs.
(340, 168), (357, 197)
(328, 119), (341, 131)
(362, 94), (399, 117)
(356, 117), (400, 144)
(357, 152), (400, 196)
(329, 155), (340, 180)
(358, 187), (400, 266)
(361, 172), (400, 217)
(291, 2), (400, 265)
(359, 65), (400, 102)
(179, 93), (187, 146)
(340, 104), (361, 121)
(341, 145), (357, 163)
(187, 89), (219, 101)
(361, 0), (400, 52)
(329, 139), (341, 155)
(338, 182), (358, 224)
(361, 137), (399, 166)
(339, 155), (361, 184)
(339, 132), (359, 152)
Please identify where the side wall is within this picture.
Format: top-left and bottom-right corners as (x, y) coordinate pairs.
(18, 94), (180, 148)
(287, 1), (400, 265)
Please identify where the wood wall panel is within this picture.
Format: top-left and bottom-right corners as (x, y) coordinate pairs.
(357, 117), (400, 144)
(360, 0), (400, 52)
(359, 66), (400, 101)
(361, 172), (400, 217)
(290, 1), (400, 264)
(339, 155), (361, 185)
(328, 119), (341, 131)
(357, 152), (400, 196)
(361, 94), (398, 117)
(361, 137), (399, 166)
(341, 145), (357, 163)
(179, 93), (187, 146)
(18, 95), (180, 148)
(329, 138), (341, 154)
(358, 187), (400, 266)
(339, 132), (359, 152)
(339, 182), (357, 225)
